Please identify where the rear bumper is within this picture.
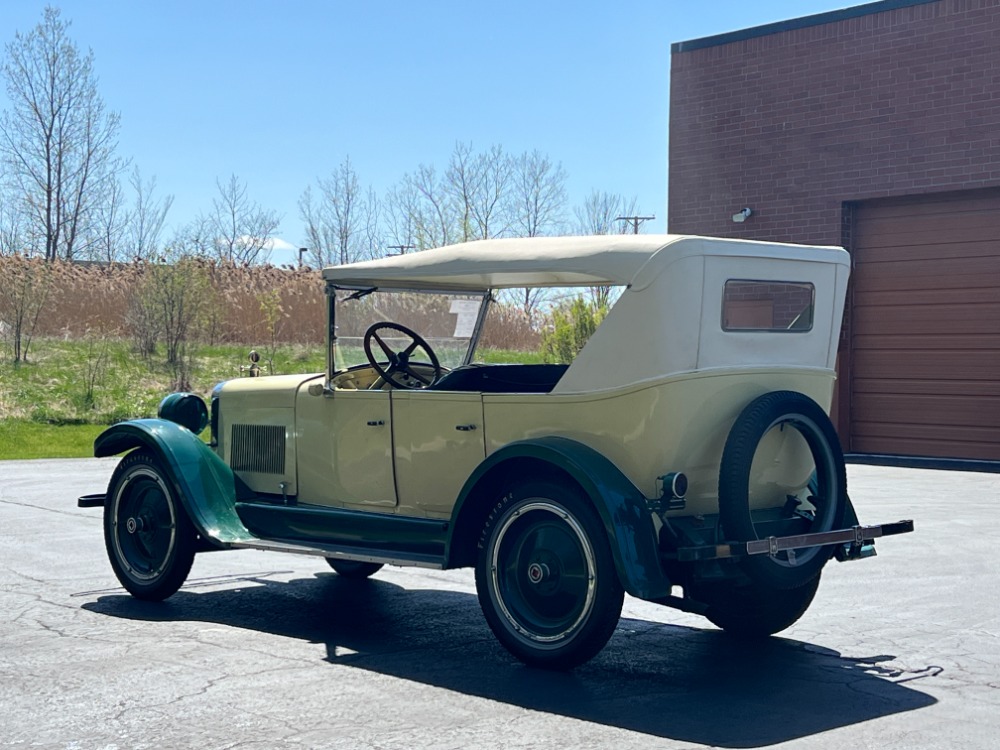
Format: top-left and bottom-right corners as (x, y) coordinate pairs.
(675, 519), (914, 562)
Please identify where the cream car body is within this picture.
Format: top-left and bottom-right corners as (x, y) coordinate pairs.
(84, 234), (912, 670)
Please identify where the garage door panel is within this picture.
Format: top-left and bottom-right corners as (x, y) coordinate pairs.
(853, 271), (1000, 294)
(851, 393), (999, 429)
(850, 434), (1000, 461)
(855, 192), (1000, 219)
(852, 422), (1000, 448)
(855, 221), (1000, 248)
(852, 286), (1000, 307)
(853, 333), (1000, 351)
(851, 240), (1000, 264)
(852, 305), (1000, 336)
(856, 222), (996, 249)
(852, 377), (1000, 397)
(853, 350), (999, 380)
(853, 255), (1000, 287)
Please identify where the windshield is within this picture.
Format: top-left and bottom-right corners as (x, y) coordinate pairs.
(333, 289), (485, 371)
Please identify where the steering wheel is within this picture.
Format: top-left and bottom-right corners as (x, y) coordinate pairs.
(363, 322), (442, 389)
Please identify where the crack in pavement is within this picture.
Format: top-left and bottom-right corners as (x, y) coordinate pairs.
(0, 497), (95, 519)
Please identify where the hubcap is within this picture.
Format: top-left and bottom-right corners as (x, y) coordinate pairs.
(111, 467), (177, 581)
(490, 501), (597, 645)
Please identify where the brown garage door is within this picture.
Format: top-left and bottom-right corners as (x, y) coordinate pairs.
(850, 190), (1000, 461)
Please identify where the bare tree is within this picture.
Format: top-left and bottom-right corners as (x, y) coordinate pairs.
(511, 150), (567, 238)
(470, 144), (512, 240)
(385, 144), (517, 253)
(207, 174), (279, 264)
(0, 254), (55, 362)
(170, 215), (214, 259)
(323, 157), (363, 265)
(506, 150), (568, 322)
(407, 164), (457, 250)
(360, 186), (382, 261)
(0, 7), (124, 261)
(574, 191), (640, 308)
(298, 185), (334, 267)
(299, 157), (379, 266)
(128, 167), (173, 261)
(574, 190), (638, 236)
(87, 175), (129, 263)
(383, 180), (420, 254)
(445, 142), (512, 242)
(446, 141), (477, 243)
(0, 193), (28, 256)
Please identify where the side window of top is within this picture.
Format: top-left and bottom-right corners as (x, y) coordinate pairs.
(722, 280), (815, 332)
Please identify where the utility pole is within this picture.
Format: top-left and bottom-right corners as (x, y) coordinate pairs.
(615, 215), (655, 234)
(386, 244), (415, 256)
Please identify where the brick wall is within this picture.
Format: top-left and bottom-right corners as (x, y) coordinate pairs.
(668, 0), (1000, 245)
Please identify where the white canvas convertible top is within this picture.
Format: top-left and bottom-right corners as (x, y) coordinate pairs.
(322, 234), (846, 291)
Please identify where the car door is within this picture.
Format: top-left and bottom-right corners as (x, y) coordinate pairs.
(295, 388), (397, 508)
(390, 390), (485, 517)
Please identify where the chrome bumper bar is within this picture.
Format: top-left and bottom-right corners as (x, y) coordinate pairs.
(676, 519), (914, 563)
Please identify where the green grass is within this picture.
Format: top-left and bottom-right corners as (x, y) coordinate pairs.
(0, 420), (107, 460)
(0, 338), (325, 459)
(0, 337), (544, 459)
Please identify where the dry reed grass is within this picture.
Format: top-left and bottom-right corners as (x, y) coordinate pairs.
(0, 257), (540, 350)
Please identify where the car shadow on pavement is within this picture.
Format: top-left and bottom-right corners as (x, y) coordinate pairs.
(83, 571), (937, 748)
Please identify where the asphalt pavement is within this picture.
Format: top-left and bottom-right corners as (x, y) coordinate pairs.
(1, 458), (998, 749)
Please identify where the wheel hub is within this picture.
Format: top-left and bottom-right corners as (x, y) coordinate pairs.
(526, 562), (551, 584)
(125, 516), (148, 534)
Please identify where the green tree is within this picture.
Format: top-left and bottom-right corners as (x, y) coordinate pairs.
(541, 296), (607, 364)
(142, 257), (209, 389)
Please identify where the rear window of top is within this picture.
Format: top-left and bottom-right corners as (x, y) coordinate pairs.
(722, 280), (815, 332)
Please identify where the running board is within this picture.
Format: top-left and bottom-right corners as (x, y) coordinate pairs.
(675, 520), (914, 563)
(229, 537), (446, 570)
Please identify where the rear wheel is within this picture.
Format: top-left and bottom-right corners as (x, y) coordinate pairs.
(475, 480), (624, 670)
(689, 573), (821, 638)
(103, 450), (196, 601)
(719, 391), (847, 590)
(325, 559), (384, 579)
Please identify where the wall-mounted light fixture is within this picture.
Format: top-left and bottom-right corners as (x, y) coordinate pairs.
(732, 207), (753, 223)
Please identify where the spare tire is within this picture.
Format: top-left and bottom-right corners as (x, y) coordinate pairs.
(719, 391), (847, 590)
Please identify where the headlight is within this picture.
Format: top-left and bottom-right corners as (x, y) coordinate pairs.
(158, 393), (209, 434)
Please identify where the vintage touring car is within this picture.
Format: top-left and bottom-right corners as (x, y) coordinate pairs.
(80, 234), (912, 669)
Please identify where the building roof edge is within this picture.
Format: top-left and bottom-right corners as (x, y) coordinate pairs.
(672, 0), (939, 53)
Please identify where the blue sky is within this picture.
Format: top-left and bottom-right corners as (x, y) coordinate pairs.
(0, 1), (856, 263)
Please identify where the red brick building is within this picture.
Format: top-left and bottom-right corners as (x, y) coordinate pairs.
(668, 0), (1000, 463)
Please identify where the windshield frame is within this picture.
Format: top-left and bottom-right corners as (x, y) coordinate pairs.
(324, 282), (492, 390)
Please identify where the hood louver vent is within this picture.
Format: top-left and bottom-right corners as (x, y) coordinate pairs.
(231, 424), (286, 474)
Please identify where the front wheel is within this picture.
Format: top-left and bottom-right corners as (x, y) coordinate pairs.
(103, 450), (197, 601)
(475, 480), (624, 670)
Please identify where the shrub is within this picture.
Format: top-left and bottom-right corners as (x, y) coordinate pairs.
(540, 296), (607, 364)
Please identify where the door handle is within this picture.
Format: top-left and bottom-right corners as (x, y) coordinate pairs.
(455, 424), (477, 431)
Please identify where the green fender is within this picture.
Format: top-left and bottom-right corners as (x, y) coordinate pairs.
(449, 436), (671, 600)
(95, 419), (255, 546)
